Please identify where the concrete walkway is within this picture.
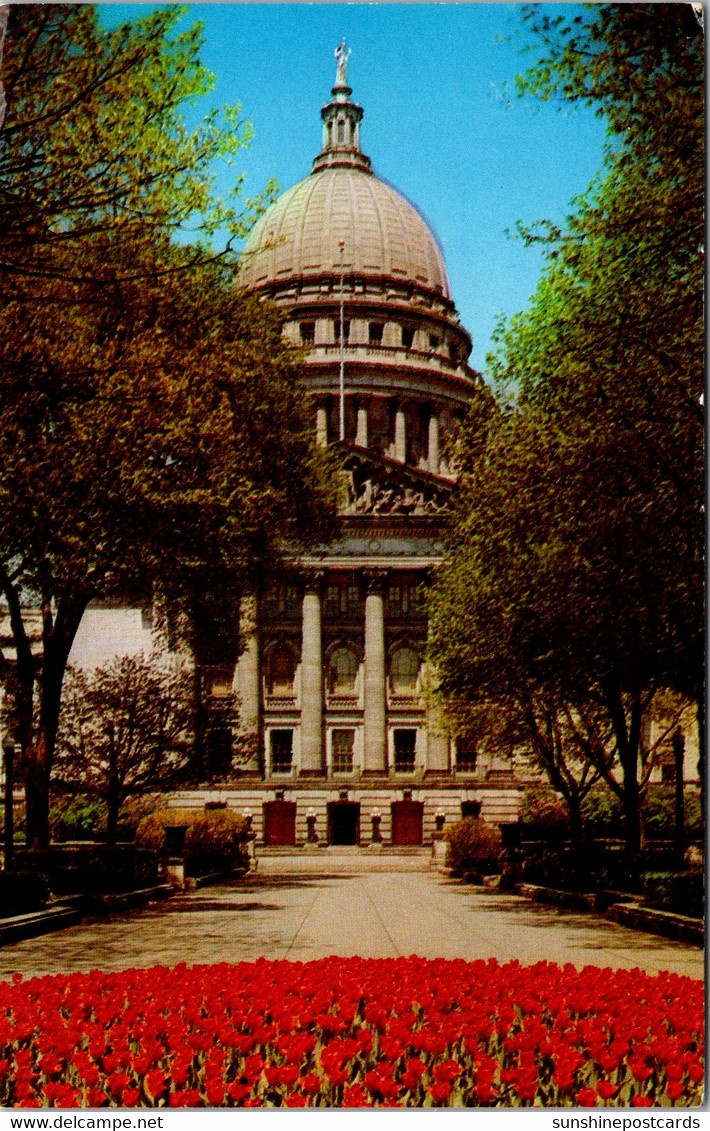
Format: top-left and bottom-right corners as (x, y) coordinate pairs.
(0, 863), (702, 981)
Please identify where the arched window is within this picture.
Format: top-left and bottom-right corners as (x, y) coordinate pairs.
(267, 644), (296, 697)
(391, 647), (419, 695)
(327, 647), (358, 695)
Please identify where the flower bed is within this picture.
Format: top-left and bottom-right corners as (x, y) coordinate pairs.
(0, 958), (703, 1108)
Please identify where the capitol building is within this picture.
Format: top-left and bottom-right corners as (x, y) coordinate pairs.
(72, 48), (525, 846)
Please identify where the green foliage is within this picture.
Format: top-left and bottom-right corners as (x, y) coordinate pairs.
(430, 5), (703, 857)
(643, 785), (703, 840)
(519, 787), (568, 841)
(1, 4), (264, 299)
(0, 5), (339, 849)
(135, 807), (249, 876)
(49, 794), (107, 842)
(444, 817), (502, 878)
(580, 788), (624, 839)
(642, 870), (704, 920)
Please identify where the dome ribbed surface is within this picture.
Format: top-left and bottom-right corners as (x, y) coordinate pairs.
(239, 167), (450, 298)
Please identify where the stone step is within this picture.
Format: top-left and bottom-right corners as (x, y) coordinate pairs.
(258, 845), (429, 856)
(253, 845), (432, 873)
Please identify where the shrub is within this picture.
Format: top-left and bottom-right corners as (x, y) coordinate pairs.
(643, 785), (703, 840)
(444, 817), (501, 878)
(642, 870), (704, 920)
(519, 787), (568, 842)
(135, 808), (249, 876)
(115, 795), (167, 842)
(12, 845), (160, 895)
(0, 871), (50, 917)
(520, 844), (645, 894)
(580, 788), (624, 838)
(49, 794), (107, 841)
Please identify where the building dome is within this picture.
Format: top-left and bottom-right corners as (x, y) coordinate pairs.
(237, 46), (477, 459)
(239, 167), (451, 299)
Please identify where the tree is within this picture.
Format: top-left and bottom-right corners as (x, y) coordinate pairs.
(0, 4), (272, 302)
(430, 5), (703, 854)
(0, 7), (339, 849)
(55, 655), (193, 844)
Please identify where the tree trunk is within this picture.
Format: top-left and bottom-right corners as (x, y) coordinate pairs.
(24, 742), (51, 851)
(24, 594), (88, 851)
(696, 699), (705, 829)
(606, 688), (643, 856)
(566, 792), (584, 855)
(105, 786), (120, 847)
(672, 728), (686, 868)
(620, 748), (642, 856)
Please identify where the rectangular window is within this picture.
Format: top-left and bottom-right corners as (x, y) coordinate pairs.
(284, 586), (300, 617)
(401, 326), (415, 349)
(271, 729), (294, 774)
(393, 729), (417, 772)
(429, 333), (440, 349)
(388, 584), (402, 614)
(456, 742), (477, 772)
(337, 121), (345, 143)
(300, 322), (315, 343)
(332, 729), (355, 774)
(334, 319), (350, 342)
(325, 584), (340, 615)
(369, 322), (384, 344)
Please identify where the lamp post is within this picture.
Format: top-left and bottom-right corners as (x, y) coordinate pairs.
(3, 742), (14, 871)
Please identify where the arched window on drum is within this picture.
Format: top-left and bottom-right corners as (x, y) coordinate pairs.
(327, 647), (358, 697)
(390, 647), (420, 696)
(266, 643), (296, 698)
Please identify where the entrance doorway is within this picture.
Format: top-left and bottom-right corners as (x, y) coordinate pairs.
(391, 799), (423, 845)
(328, 802), (360, 846)
(263, 800), (297, 846)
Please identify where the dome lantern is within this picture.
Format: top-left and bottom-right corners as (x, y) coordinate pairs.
(313, 41), (372, 174)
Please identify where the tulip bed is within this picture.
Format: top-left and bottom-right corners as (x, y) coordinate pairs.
(0, 957), (703, 1108)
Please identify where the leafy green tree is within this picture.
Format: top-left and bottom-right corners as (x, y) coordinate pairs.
(55, 655), (193, 845)
(0, 4), (271, 301)
(0, 6), (338, 849)
(430, 5), (703, 854)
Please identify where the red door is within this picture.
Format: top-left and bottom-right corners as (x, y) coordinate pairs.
(391, 800), (423, 846)
(263, 801), (297, 846)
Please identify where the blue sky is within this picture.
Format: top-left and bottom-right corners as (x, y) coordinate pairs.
(102, 3), (608, 372)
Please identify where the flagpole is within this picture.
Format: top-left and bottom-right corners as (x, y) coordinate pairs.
(339, 239), (345, 441)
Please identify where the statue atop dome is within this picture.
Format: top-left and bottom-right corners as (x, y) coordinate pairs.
(334, 40), (351, 87)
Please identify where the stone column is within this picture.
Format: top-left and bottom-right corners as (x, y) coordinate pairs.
(300, 573), (324, 775)
(236, 593), (261, 772)
(355, 399), (369, 448)
(363, 572), (387, 773)
(428, 410), (440, 475)
(316, 402), (328, 446)
(394, 403), (407, 463)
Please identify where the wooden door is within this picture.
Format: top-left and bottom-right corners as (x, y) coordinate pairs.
(391, 800), (423, 846)
(263, 800), (297, 846)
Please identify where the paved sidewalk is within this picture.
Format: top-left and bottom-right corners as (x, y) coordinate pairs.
(0, 867), (702, 981)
